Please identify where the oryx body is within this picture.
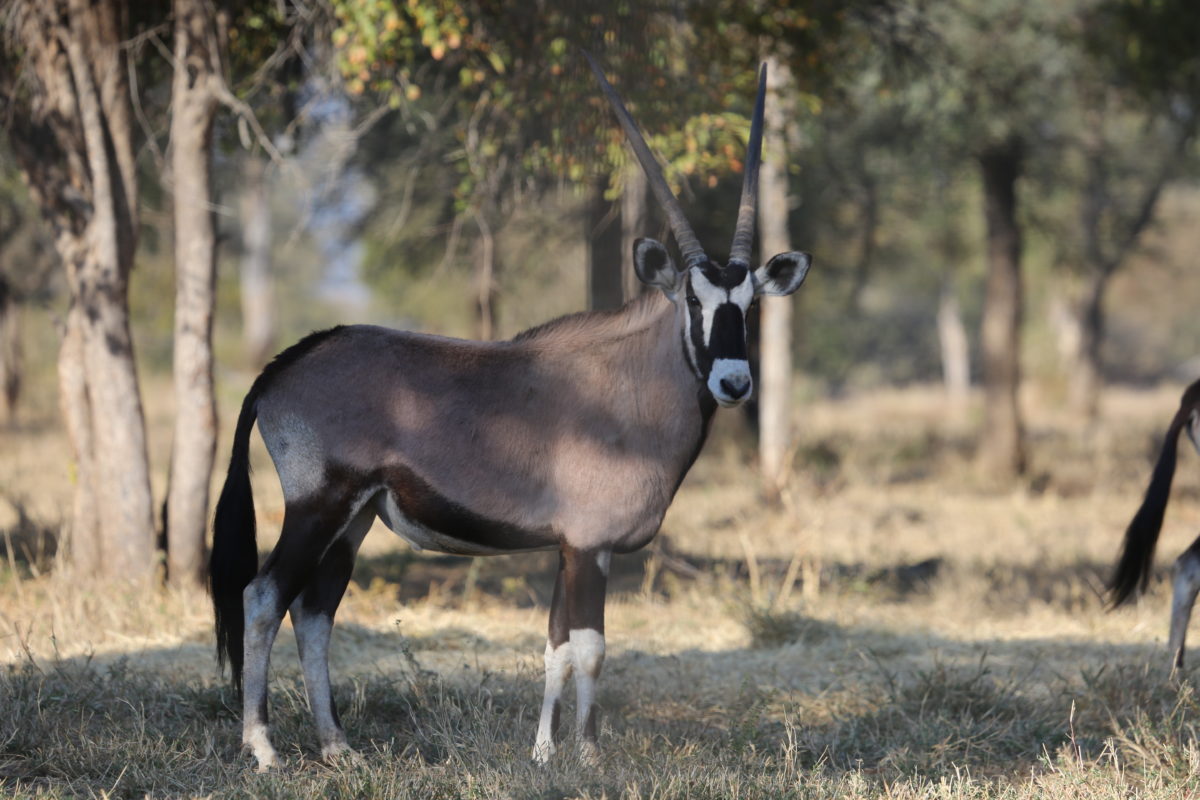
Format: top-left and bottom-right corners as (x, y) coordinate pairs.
(210, 57), (811, 770)
(1110, 379), (1200, 672)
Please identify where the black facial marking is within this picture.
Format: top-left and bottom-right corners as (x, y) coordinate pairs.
(717, 261), (749, 288)
(708, 303), (748, 361)
(684, 281), (709, 376)
(698, 260), (748, 289)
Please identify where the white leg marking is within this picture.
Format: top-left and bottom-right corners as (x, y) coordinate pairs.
(242, 580), (282, 771)
(570, 628), (605, 761)
(244, 722), (279, 772)
(533, 640), (573, 764)
(596, 551), (611, 578)
(1170, 549), (1200, 674)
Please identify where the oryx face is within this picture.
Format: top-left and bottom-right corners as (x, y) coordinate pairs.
(634, 238), (812, 408)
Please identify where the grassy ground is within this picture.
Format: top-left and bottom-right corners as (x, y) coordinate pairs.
(2, 381), (1200, 798)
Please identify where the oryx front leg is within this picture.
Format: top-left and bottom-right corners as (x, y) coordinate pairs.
(533, 554), (571, 764)
(1169, 539), (1200, 675)
(568, 547), (610, 763)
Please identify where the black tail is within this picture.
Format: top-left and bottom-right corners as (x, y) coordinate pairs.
(210, 388), (262, 696)
(209, 327), (347, 695)
(1109, 403), (1190, 607)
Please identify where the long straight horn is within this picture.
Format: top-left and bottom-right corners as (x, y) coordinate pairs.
(728, 63), (768, 267)
(584, 50), (708, 269)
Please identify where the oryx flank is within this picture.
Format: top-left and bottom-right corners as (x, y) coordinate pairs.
(1110, 378), (1200, 672)
(209, 56), (811, 771)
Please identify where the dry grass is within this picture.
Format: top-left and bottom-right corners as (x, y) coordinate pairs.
(2, 381), (1200, 798)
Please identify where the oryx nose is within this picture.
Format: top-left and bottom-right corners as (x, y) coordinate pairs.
(719, 375), (751, 400)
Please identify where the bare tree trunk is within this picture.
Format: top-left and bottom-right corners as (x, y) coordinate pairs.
(977, 141), (1026, 481)
(473, 211), (499, 340)
(1068, 272), (1105, 420)
(1050, 272), (1105, 422)
(9, 0), (155, 578)
(57, 303), (99, 572)
(937, 277), (970, 419)
(757, 55), (795, 500)
(621, 163), (648, 302)
(0, 278), (20, 426)
(239, 154), (274, 367)
(587, 177), (623, 311)
(165, 0), (224, 587)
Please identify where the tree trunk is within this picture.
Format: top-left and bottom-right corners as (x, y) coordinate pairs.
(9, 0), (155, 578)
(57, 303), (100, 572)
(473, 210), (499, 340)
(620, 163), (648, 302)
(239, 154), (275, 367)
(757, 55), (795, 500)
(587, 177), (623, 311)
(937, 276), (970, 419)
(0, 278), (21, 426)
(977, 141), (1026, 481)
(166, 0), (224, 587)
(1049, 271), (1106, 423)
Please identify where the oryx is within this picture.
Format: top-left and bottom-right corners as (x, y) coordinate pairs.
(1110, 379), (1200, 673)
(209, 56), (811, 771)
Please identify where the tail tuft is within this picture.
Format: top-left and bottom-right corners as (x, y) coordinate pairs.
(1109, 406), (1188, 607)
(210, 390), (261, 697)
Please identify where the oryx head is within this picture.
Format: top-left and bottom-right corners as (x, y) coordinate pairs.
(587, 55), (812, 408)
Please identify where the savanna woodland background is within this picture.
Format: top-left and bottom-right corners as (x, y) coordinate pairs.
(3, 0), (1200, 797)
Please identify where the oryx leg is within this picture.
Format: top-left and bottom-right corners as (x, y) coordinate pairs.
(567, 547), (611, 762)
(289, 505), (373, 760)
(241, 491), (357, 771)
(1169, 537), (1200, 674)
(533, 553), (571, 763)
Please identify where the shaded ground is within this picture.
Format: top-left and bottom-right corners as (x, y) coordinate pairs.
(3, 383), (1200, 797)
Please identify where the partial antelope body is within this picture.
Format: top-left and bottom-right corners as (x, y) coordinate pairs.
(209, 57), (812, 771)
(1109, 379), (1200, 672)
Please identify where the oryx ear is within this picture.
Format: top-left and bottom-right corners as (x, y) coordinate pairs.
(634, 238), (682, 295)
(753, 251), (811, 297)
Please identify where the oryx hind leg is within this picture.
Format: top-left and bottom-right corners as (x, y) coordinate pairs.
(289, 503), (374, 760)
(240, 486), (361, 771)
(1169, 537), (1200, 675)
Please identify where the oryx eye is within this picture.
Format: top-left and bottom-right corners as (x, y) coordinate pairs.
(687, 295), (701, 307)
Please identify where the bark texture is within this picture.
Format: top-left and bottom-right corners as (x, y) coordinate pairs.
(166, 0), (226, 586)
(0, 278), (20, 426)
(587, 177), (623, 312)
(620, 163), (648, 303)
(978, 141), (1026, 481)
(239, 154), (275, 367)
(6, 0), (155, 577)
(937, 277), (970, 419)
(756, 55), (795, 499)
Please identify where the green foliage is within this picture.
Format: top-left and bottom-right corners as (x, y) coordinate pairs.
(1086, 0), (1200, 101)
